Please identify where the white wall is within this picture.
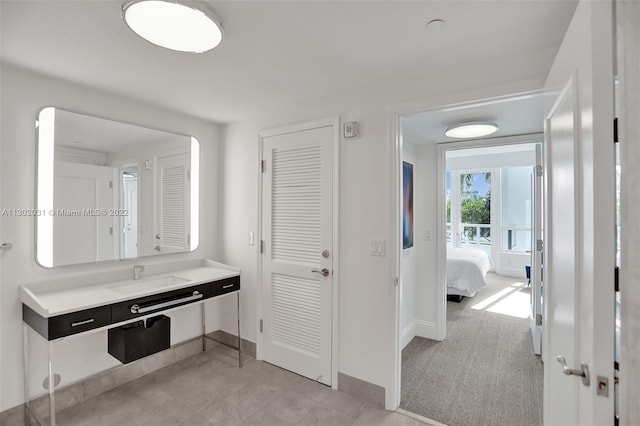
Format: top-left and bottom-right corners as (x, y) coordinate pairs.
(414, 143), (440, 337)
(400, 143), (416, 349)
(219, 49), (549, 407)
(446, 150), (537, 170)
(0, 63), (222, 411)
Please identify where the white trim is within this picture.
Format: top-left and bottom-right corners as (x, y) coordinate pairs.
(496, 267), (528, 279)
(330, 117), (340, 390)
(435, 146), (447, 342)
(396, 408), (450, 426)
(256, 133), (264, 361)
(400, 321), (416, 350)
(414, 320), (439, 341)
(256, 116), (340, 389)
(258, 117), (338, 138)
(437, 134), (542, 335)
(389, 109), (402, 410)
(617, 1), (640, 422)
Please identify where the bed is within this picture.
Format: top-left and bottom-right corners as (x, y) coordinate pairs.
(447, 247), (492, 300)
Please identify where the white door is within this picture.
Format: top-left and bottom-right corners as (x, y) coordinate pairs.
(530, 145), (543, 356)
(544, 1), (615, 424)
(154, 151), (190, 254)
(122, 174), (138, 259)
(53, 162), (115, 265)
(261, 125), (333, 386)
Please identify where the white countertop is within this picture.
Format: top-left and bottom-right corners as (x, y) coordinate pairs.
(20, 259), (240, 318)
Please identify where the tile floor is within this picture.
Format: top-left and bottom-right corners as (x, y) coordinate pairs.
(46, 345), (430, 426)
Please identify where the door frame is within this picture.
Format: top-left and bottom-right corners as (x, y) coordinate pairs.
(256, 116), (340, 389)
(617, 1), (640, 423)
(388, 88), (544, 410)
(437, 134), (543, 334)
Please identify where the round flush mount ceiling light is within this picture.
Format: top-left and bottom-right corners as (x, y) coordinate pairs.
(445, 122), (499, 139)
(122, 0), (223, 53)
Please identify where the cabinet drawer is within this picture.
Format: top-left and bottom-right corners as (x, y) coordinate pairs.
(111, 283), (210, 323)
(212, 276), (240, 297)
(48, 306), (112, 340)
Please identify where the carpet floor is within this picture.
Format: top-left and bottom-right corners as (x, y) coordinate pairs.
(400, 273), (543, 426)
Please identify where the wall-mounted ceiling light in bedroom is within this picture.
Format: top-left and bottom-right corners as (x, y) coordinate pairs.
(122, 0), (223, 53)
(445, 122), (499, 139)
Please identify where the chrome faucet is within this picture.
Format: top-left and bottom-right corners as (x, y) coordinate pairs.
(133, 265), (146, 280)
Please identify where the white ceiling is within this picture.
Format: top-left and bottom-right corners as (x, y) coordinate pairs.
(54, 108), (189, 153)
(402, 91), (544, 145)
(0, 1), (578, 124)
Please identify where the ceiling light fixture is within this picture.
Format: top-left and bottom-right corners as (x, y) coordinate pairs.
(445, 122), (499, 139)
(122, 0), (223, 53)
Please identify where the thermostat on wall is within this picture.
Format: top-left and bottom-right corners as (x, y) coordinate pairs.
(343, 122), (359, 139)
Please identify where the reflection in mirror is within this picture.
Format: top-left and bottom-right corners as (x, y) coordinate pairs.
(36, 107), (199, 268)
(121, 164), (138, 259)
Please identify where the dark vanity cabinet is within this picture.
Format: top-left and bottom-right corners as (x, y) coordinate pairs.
(22, 275), (240, 341)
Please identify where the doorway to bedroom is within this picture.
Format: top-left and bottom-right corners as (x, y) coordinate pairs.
(396, 92), (545, 426)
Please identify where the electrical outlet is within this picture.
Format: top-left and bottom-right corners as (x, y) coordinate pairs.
(424, 229), (432, 241)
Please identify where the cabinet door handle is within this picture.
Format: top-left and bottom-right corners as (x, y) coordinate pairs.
(130, 291), (203, 314)
(71, 318), (95, 327)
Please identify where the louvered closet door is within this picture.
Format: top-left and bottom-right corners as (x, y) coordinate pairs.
(262, 125), (333, 386)
(155, 152), (190, 254)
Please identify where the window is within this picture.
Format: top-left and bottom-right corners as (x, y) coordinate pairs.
(446, 171), (491, 254)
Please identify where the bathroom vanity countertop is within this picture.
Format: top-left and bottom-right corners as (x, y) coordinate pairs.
(20, 259), (240, 318)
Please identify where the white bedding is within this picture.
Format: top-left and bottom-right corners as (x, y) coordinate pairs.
(447, 248), (491, 297)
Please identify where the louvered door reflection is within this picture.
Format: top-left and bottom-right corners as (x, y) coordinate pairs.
(262, 125), (333, 386)
(155, 152), (190, 254)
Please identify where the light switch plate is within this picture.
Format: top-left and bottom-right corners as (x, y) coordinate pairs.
(370, 239), (385, 256)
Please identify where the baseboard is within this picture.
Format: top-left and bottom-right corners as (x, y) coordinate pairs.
(496, 267), (527, 279)
(0, 330), (254, 425)
(400, 321), (416, 349)
(396, 408), (450, 426)
(415, 320), (440, 341)
(209, 329), (256, 358)
(337, 372), (385, 409)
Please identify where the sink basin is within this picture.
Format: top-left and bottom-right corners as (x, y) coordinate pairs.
(108, 275), (190, 295)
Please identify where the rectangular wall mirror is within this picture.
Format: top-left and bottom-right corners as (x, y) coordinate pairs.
(36, 107), (199, 268)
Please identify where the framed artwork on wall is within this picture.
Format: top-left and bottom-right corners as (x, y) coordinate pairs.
(403, 161), (414, 250)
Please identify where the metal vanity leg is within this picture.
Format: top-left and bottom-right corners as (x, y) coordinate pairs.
(47, 341), (56, 426)
(23, 324), (31, 426)
(237, 292), (242, 368)
(200, 303), (207, 352)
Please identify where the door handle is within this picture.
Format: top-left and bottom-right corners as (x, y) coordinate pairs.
(557, 356), (590, 386)
(312, 268), (330, 277)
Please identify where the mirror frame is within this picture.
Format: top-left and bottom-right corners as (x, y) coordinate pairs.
(35, 106), (200, 268)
